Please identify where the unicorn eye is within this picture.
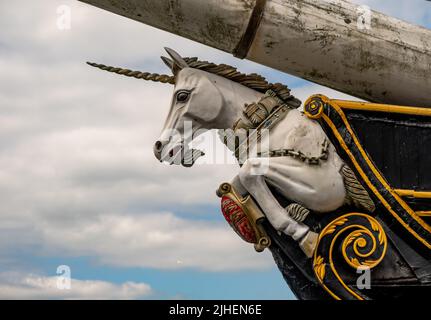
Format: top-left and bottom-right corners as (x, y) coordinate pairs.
(176, 90), (190, 103)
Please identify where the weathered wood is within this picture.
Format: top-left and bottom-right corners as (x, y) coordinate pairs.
(79, 0), (431, 106)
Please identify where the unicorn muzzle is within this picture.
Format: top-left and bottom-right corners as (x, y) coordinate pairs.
(154, 140), (204, 167)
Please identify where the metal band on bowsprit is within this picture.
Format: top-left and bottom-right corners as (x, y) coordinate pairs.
(233, 0), (268, 59)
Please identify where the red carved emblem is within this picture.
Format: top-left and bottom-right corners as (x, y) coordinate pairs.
(220, 196), (257, 243)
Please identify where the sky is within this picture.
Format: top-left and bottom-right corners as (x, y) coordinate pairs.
(0, 0), (429, 299)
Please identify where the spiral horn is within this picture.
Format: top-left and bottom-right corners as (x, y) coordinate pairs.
(86, 62), (175, 84)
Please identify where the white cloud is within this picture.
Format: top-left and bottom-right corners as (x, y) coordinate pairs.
(0, 272), (152, 300)
(37, 212), (272, 271)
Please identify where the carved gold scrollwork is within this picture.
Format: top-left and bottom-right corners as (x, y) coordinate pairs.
(313, 213), (387, 300)
(304, 96), (324, 119)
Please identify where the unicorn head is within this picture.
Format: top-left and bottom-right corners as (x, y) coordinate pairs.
(87, 48), (300, 167)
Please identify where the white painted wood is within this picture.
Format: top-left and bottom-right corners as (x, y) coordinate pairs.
(79, 0), (431, 106)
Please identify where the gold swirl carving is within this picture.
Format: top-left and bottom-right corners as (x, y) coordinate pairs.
(304, 96), (324, 119)
(313, 213), (387, 300)
(314, 256), (326, 282)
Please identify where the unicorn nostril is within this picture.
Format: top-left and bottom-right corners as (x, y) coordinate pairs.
(155, 141), (163, 151)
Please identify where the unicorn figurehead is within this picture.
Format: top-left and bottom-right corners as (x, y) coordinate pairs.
(87, 48), (376, 257)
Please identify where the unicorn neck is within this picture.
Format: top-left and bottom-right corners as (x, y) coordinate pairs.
(215, 81), (264, 129)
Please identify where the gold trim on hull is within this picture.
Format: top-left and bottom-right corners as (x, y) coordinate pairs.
(305, 94), (431, 299)
(332, 100), (431, 117)
(395, 189), (431, 199)
(304, 94), (431, 250)
(416, 211), (431, 217)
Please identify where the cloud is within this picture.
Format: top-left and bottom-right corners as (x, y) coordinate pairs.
(37, 212), (272, 271)
(0, 272), (152, 299)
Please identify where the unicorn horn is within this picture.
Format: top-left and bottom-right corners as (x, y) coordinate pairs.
(86, 62), (175, 84)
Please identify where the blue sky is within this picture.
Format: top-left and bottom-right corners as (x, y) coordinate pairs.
(0, 0), (429, 299)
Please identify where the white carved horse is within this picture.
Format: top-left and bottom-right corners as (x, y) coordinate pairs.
(88, 48), (373, 255)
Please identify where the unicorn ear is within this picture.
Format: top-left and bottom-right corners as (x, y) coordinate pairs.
(164, 47), (189, 69)
(161, 56), (175, 71)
